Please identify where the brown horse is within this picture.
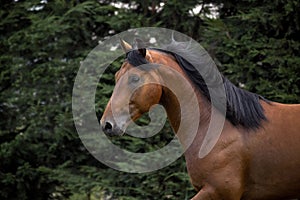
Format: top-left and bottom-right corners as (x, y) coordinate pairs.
(100, 39), (300, 200)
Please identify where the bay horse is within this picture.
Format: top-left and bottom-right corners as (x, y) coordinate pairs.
(100, 38), (300, 200)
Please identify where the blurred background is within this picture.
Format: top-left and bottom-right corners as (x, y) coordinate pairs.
(1, 0), (299, 199)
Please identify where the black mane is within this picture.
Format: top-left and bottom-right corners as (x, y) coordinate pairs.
(126, 44), (268, 130)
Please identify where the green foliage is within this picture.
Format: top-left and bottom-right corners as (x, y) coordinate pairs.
(203, 0), (300, 103)
(1, 0), (299, 199)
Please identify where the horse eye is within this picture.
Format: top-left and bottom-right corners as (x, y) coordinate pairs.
(129, 75), (140, 84)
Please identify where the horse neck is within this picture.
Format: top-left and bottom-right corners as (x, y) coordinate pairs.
(156, 63), (212, 148)
(160, 86), (212, 130)
(159, 86), (181, 132)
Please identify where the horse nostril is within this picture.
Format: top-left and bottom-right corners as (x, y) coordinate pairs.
(102, 120), (124, 136)
(104, 122), (113, 130)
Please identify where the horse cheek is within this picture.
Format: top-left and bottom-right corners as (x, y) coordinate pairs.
(144, 84), (162, 111)
(133, 85), (157, 113)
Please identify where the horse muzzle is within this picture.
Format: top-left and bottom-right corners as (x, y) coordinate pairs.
(100, 118), (126, 137)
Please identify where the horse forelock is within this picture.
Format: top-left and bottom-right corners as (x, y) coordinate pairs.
(126, 50), (148, 66)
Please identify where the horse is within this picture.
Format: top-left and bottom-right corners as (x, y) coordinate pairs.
(100, 38), (300, 200)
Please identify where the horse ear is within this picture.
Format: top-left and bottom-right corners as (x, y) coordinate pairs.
(135, 38), (146, 57)
(120, 39), (132, 53)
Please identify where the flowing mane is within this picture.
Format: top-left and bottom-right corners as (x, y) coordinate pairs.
(125, 40), (268, 130)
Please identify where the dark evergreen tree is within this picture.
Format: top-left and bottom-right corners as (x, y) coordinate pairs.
(1, 0), (299, 199)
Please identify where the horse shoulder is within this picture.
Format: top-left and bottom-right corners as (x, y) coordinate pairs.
(186, 121), (248, 199)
